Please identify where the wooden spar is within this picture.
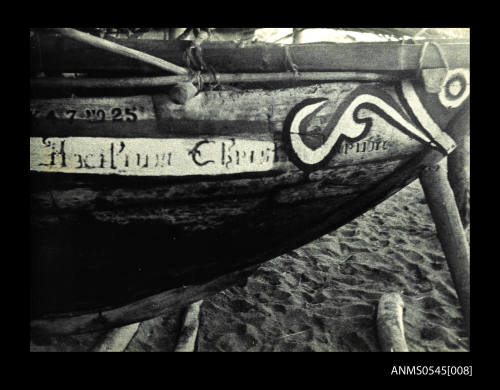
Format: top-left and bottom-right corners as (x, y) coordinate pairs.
(90, 322), (140, 352)
(32, 34), (469, 75)
(419, 158), (470, 341)
(376, 293), (408, 352)
(174, 300), (203, 352)
(50, 28), (189, 75)
(169, 82), (198, 104)
(31, 71), (400, 90)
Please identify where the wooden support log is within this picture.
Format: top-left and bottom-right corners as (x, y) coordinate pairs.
(175, 300), (203, 352)
(376, 292), (409, 352)
(447, 106), (470, 229)
(419, 158), (470, 340)
(90, 322), (140, 352)
(169, 82), (198, 104)
(51, 28), (189, 75)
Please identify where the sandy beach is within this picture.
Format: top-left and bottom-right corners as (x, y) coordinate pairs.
(30, 179), (469, 352)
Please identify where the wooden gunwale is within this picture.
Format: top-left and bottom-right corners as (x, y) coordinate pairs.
(31, 34), (470, 75)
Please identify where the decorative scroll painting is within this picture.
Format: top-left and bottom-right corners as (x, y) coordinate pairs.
(282, 71), (470, 172)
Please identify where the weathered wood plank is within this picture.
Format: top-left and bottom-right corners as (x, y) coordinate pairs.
(30, 159), (406, 213)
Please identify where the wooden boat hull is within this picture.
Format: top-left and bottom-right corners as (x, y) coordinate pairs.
(30, 67), (470, 334)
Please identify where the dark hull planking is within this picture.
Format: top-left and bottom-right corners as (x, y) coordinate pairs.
(30, 77), (469, 334)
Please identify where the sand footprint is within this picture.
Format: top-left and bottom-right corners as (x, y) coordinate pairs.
(342, 303), (375, 317)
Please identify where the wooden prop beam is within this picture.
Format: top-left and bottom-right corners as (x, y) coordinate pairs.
(376, 292), (408, 352)
(174, 300), (203, 352)
(90, 322), (140, 352)
(51, 28), (189, 75)
(419, 158), (470, 341)
(30, 265), (259, 335)
(447, 107), (470, 229)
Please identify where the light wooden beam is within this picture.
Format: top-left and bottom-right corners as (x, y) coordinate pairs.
(90, 322), (140, 352)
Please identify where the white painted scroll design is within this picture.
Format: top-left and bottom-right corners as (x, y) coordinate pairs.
(288, 94), (435, 167)
(29, 137), (275, 176)
(400, 80), (457, 154)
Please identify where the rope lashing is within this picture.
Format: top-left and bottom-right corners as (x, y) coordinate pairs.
(183, 29), (221, 92)
(191, 71), (204, 91)
(183, 28), (211, 72)
(205, 64), (220, 90)
(183, 40), (205, 93)
(284, 45), (300, 76)
(184, 45), (204, 71)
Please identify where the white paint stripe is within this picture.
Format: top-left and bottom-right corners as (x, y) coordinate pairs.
(30, 137), (275, 176)
(401, 80), (444, 137)
(401, 80), (456, 154)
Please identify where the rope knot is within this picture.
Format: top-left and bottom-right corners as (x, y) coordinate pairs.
(284, 46), (300, 76)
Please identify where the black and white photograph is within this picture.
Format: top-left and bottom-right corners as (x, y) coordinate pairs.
(29, 27), (470, 356)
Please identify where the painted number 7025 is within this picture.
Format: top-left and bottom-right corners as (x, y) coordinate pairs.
(82, 107), (138, 122)
(31, 107), (139, 123)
